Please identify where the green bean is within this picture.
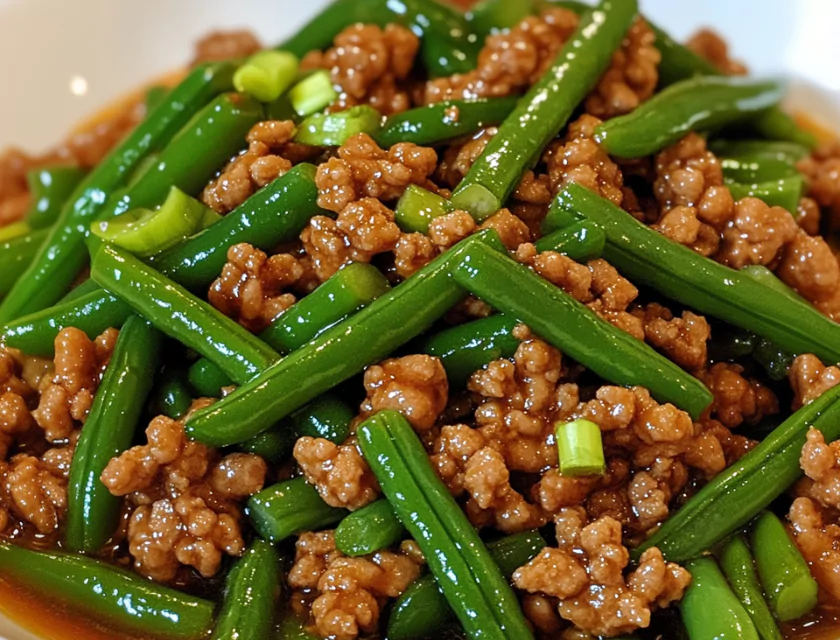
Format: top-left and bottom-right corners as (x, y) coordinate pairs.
(278, 0), (481, 77)
(594, 76), (783, 158)
(334, 499), (406, 557)
(151, 366), (193, 420)
(0, 62), (235, 323)
(237, 425), (295, 464)
(533, 219), (606, 259)
(711, 140), (809, 183)
(634, 384), (840, 563)
(718, 535), (784, 640)
(211, 540), (280, 640)
(550, 183), (840, 364)
(467, 0), (535, 35)
(750, 511), (818, 621)
(450, 0), (638, 219)
(24, 166), (87, 229)
(388, 530), (546, 640)
(727, 176), (804, 213)
(277, 614), (319, 640)
(294, 105), (382, 147)
(144, 85), (169, 112)
(358, 410), (534, 640)
(375, 96), (520, 148)
(0, 228), (51, 300)
(188, 357), (235, 398)
(451, 240), (713, 418)
(91, 243), (279, 385)
(0, 543), (213, 638)
(247, 478), (347, 544)
(752, 338), (794, 381)
(185, 230), (505, 447)
(59, 278), (102, 304)
(395, 185), (454, 234)
(681, 557), (760, 640)
(65, 317), (161, 553)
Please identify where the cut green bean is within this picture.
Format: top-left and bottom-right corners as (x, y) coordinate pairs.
(718, 535), (784, 640)
(467, 0), (536, 35)
(555, 418), (605, 476)
(451, 0), (638, 219)
(211, 540), (280, 640)
(188, 358), (235, 398)
(375, 96), (519, 148)
(144, 85), (169, 113)
(0, 543), (213, 638)
(359, 410), (534, 640)
(66, 317), (161, 553)
(91, 243), (279, 385)
(750, 511), (818, 622)
(533, 219), (606, 259)
(727, 176), (804, 213)
(395, 185), (454, 233)
(451, 239), (713, 418)
(0, 228), (51, 300)
(594, 76), (783, 158)
(681, 557), (760, 640)
(550, 184), (840, 364)
(711, 140), (809, 183)
(234, 50), (299, 103)
(151, 366), (193, 420)
(294, 106), (382, 147)
(752, 338), (794, 381)
(24, 166), (87, 229)
(335, 499), (405, 557)
(635, 384), (840, 563)
(247, 478), (347, 544)
(289, 71), (337, 117)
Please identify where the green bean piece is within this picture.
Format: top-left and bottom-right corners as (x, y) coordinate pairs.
(144, 85), (169, 112)
(727, 176), (804, 213)
(0, 228), (50, 300)
(335, 499), (406, 557)
(278, 0), (482, 78)
(533, 219), (606, 259)
(188, 358), (234, 398)
(752, 338), (794, 381)
(238, 426), (296, 464)
(594, 77), (783, 159)
(375, 96), (520, 148)
(750, 511), (818, 621)
(711, 140), (809, 183)
(247, 478), (347, 544)
(359, 410), (534, 640)
(451, 240), (713, 418)
(681, 557), (760, 640)
(0, 62), (236, 323)
(451, 0), (637, 219)
(277, 614), (320, 640)
(289, 71), (338, 117)
(467, 0), (535, 35)
(718, 535), (784, 640)
(211, 540), (280, 640)
(294, 106), (382, 147)
(395, 185), (454, 234)
(551, 184), (840, 364)
(151, 366), (193, 420)
(65, 317), (161, 553)
(234, 50), (299, 103)
(185, 231), (505, 447)
(635, 384), (840, 563)
(24, 166), (87, 229)
(745, 108), (818, 150)
(59, 278), (102, 304)
(388, 530), (546, 640)
(0, 543), (213, 638)
(91, 244), (279, 385)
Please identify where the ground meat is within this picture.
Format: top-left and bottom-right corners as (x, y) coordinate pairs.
(789, 354), (840, 410)
(0, 150), (36, 226)
(293, 437), (378, 510)
(288, 531), (421, 640)
(393, 233), (437, 278)
(795, 196), (822, 235)
(201, 120), (296, 214)
(513, 513), (690, 637)
(789, 497), (840, 600)
(798, 142), (840, 225)
(360, 355), (448, 432)
(424, 8), (579, 103)
(191, 30), (262, 66)
(427, 210), (477, 249)
(100, 406), (265, 581)
(585, 18), (660, 119)
(315, 133), (438, 213)
(0, 349), (35, 458)
(716, 197), (799, 269)
(435, 128), (496, 189)
(632, 303), (710, 371)
(699, 362), (778, 428)
(304, 24), (419, 116)
(776, 231), (840, 320)
(2, 451), (69, 534)
(797, 428), (840, 510)
(686, 28), (747, 75)
(32, 327), (117, 442)
(208, 243), (303, 332)
(479, 208), (532, 250)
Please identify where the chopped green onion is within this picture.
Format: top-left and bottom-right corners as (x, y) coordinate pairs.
(234, 50), (300, 103)
(0, 221), (31, 242)
(554, 419), (605, 476)
(450, 183), (500, 221)
(91, 187), (216, 257)
(294, 106), (383, 146)
(395, 185), (454, 233)
(289, 70), (337, 117)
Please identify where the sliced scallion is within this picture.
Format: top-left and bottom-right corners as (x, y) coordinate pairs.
(233, 50), (299, 103)
(289, 70), (337, 117)
(294, 105), (382, 146)
(554, 419), (605, 476)
(395, 185), (453, 233)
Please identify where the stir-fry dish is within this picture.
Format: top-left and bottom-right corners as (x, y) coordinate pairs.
(2, 0), (840, 638)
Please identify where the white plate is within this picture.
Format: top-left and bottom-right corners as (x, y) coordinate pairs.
(0, 1), (839, 639)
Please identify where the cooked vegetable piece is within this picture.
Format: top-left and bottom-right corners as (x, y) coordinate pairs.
(555, 419), (606, 476)
(711, 140), (809, 183)
(151, 366), (193, 420)
(289, 70), (337, 117)
(335, 499), (406, 557)
(294, 106), (382, 146)
(0, 228), (51, 300)
(395, 185), (454, 234)
(726, 176), (803, 213)
(24, 166), (87, 229)
(234, 50), (299, 102)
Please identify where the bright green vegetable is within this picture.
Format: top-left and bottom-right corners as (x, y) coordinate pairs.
(91, 243), (279, 385)
(188, 357), (236, 398)
(635, 384), (840, 563)
(247, 478), (347, 544)
(234, 50), (299, 103)
(294, 106), (382, 146)
(151, 366), (193, 420)
(750, 511), (818, 622)
(718, 535), (784, 640)
(395, 185), (453, 233)
(681, 557), (760, 640)
(289, 70), (337, 117)
(727, 176), (804, 213)
(711, 140), (809, 183)
(555, 419), (606, 476)
(450, 0), (638, 219)
(335, 499), (406, 557)
(0, 228), (51, 300)
(211, 540), (280, 640)
(0, 222), (29, 242)
(467, 0), (535, 35)
(358, 410), (534, 640)
(0, 543), (213, 638)
(144, 85), (169, 113)
(24, 166), (87, 229)
(533, 219), (607, 259)
(593, 76), (783, 158)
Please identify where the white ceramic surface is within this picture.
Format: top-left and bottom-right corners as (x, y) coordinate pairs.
(0, 0), (839, 638)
